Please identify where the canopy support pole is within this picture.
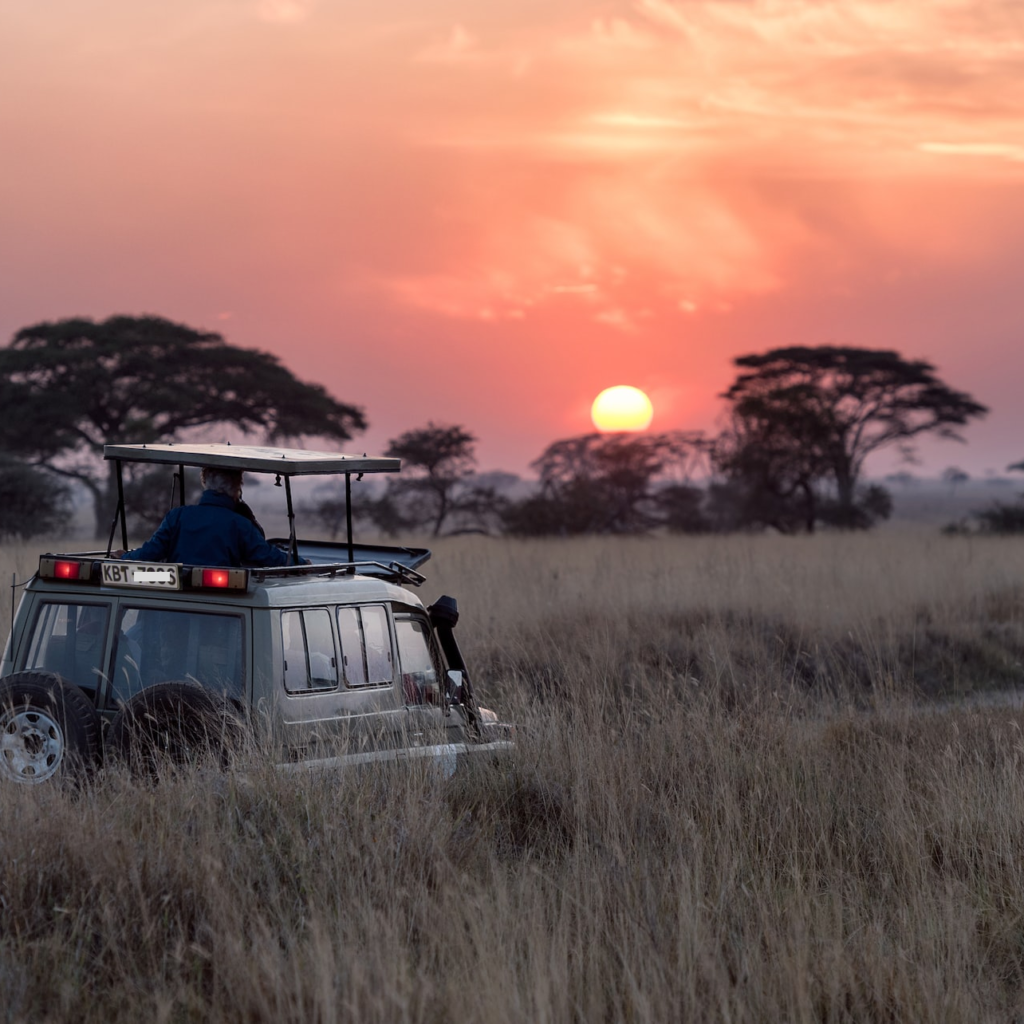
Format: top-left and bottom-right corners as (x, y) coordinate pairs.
(105, 460), (128, 556)
(284, 475), (298, 565)
(345, 473), (355, 564)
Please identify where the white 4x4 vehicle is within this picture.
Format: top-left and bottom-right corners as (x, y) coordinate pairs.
(0, 443), (511, 785)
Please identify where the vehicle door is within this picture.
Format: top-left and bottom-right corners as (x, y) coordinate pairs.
(276, 603), (404, 760)
(393, 612), (452, 748)
(101, 600), (248, 710)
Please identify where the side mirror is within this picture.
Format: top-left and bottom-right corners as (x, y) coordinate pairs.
(446, 669), (464, 702)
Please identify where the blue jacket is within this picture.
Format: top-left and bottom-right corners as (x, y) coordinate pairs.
(125, 491), (292, 568)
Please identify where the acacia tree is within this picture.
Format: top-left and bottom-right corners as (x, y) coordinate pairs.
(717, 346), (987, 530)
(942, 466), (969, 495)
(0, 315), (366, 536)
(372, 423), (498, 536)
(712, 392), (829, 532)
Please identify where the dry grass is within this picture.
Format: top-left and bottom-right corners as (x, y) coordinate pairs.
(426, 532), (1024, 704)
(4, 532), (1024, 1022)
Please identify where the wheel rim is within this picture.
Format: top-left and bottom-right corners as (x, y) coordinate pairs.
(0, 706), (66, 783)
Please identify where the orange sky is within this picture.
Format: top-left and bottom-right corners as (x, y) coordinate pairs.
(1, 0), (1022, 476)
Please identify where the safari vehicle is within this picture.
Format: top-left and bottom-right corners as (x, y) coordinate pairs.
(0, 443), (511, 785)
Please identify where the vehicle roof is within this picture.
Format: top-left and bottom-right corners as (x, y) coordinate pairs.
(242, 573), (426, 610)
(27, 571), (426, 611)
(103, 442), (400, 476)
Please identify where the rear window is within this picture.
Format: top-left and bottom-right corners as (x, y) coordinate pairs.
(109, 606), (244, 706)
(25, 602), (110, 702)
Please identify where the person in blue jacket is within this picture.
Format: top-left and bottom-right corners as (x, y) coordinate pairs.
(119, 466), (295, 568)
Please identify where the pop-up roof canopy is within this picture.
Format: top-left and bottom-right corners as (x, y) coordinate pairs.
(102, 443), (402, 563)
(103, 443), (400, 476)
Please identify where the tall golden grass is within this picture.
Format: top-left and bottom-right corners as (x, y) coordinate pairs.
(427, 532), (1024, 703)
(3, 532), (1024, 1022)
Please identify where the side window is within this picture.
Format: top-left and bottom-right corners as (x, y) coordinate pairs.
(110, 607), (244, 706)
(362, 606), (392, 684)
(282, 609), (338, 694)
(336, 605), (393, 688)
(395, 617), (439, 705)
(25, 602), (110, 701)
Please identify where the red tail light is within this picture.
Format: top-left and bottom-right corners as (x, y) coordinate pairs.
(189, 567), (248, 591)
(38, 557), (92, 581)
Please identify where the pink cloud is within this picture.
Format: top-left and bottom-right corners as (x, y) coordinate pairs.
(256, 0), (316, 24)
(415, 24), (479, 62)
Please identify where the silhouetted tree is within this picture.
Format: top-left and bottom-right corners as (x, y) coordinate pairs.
(371, 423), (502, 536)
(0, 457), (72, 540)
(504, 431), (708, 535)
(302, 482), (381, 541)
(817, 483), (894, 530)
(712, 408), (826, 533)
(307, 494), (349, 541)
(502, 478), (606, 536)
(942, 466), (969, 495)
(717, 346), (986, 531)
(654, 483), (713, 534)
(0, 315), (366, 537)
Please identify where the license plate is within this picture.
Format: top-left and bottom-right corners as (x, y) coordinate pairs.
(100, 560), (181, 590)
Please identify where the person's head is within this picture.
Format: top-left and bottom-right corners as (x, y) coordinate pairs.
(201, 466), (243, 501)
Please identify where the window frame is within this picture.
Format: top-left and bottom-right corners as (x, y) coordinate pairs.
(393, 612), (443, 706)
(281, 606), (341, 696)
(22, 599), (113, 701)
(335, 603), (395, 691)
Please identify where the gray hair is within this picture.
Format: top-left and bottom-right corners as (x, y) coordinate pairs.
(201, 466), (243, 496)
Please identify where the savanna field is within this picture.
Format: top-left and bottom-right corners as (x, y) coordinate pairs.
(4, 532), (1024, 1022)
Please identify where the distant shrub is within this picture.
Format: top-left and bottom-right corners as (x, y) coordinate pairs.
(816, 484), (894, 530)
(973, 499), (1024, 535)
(943, 492), (1024, 535)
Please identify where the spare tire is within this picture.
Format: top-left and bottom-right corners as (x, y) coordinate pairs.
(0, 671), (101, 785)
(108, 681), (247, 775)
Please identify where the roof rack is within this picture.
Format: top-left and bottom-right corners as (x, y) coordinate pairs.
(101, 442), (402, 566)
(250, 561), (427, 587)
(103, 443), (400, 476)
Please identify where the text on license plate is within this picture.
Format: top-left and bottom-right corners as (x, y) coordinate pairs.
(101, 561), (181, 590)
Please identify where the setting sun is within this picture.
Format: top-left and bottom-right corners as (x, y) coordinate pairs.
(591, 386), (654, 433)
